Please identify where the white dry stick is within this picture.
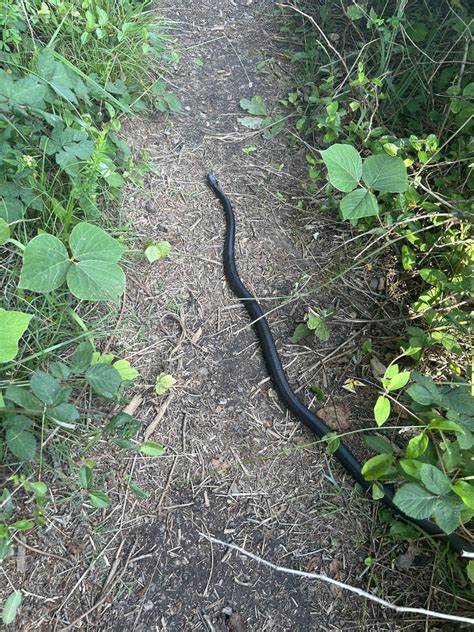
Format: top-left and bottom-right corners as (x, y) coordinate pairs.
(199, 533), (474, 626)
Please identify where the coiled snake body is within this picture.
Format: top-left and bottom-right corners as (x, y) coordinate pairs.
(207, 173), (471, 554)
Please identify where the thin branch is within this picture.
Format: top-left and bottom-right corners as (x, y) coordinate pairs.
(199, 533), (474, 626)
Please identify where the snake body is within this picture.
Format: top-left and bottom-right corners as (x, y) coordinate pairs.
(207, 173), (471, 554)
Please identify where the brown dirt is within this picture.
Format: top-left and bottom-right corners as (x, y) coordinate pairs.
(0, 1), (460, 631)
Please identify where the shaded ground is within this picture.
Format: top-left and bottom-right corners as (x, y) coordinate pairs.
(1, 1), (461, 631)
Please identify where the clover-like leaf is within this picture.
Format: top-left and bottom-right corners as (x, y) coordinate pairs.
(19, 234), (70, 293)
(0, 308), (32, 363)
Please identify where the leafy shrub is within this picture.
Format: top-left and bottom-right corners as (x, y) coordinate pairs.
(0, 1), (171, 611)
(284, 0), (473, 562)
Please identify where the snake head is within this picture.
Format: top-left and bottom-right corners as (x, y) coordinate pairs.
(207, 173), (220, 189)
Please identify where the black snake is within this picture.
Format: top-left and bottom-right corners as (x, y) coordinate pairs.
(207, 173), (471, 554)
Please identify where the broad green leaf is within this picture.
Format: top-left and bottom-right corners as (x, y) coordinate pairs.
(291, 323), (310, 343)
(239, 95), (267, 116)
(420, 464), (451, 495)
(451, 481), (474, 509)
(67, 260), (125, 303)
(401, 245), (416, 271)
(468, 560), (474, 583)
(30, 371), (61, 405)
(385, 371), (411, 391)
(113, 359), (139, 382)
(307, 314), (330, 341)
(144, 240), (171, 263)
(406, 432), (428, 458)
(0, 218), (10, 245)
(79, 465), (93, 489)
(37, 49), (79, 103)
(399, 458), (422, 479)
(320, 144), (362, 192)
(406, 381), (439, 406)
(0, 309), (32, 363)
(0, 537), (12, 561)
(10, 519), (34, 530)
(420, 268), (448, 286)
(0, 197), (25, 223)
(88, 490), (111, 508)
(164, 92), (181, 112)
(46, 403), (79, 425)
(85, 364), (121, 398)
(2, 590), (22, 625)
(389, 521), (420, 541)
(29, 481), (47, 497)
(440, 389), (474, 416)
(434, 498), (460, 534)
(238, 116), (263, 129)
(139, 441), (166, 456)
(19, 234), (69, 293)
(324, 432), (340, 456)
(427, 418), (465, 434)
(374, 395), (390, 426)
(365, 435), (393, 454)
(104, 412), (140, 439)
(393, 483), (438, 519)
(361, 453), (393, 480)
(70, 341), (94, 371)
(49, 362), (71, 379)
(0, 70), (47, 108)
(340, 188), (379, 220)
(4, 386), (42, 411)
(69, 222), (123, 262)
(361, 154), (408, 192)
(154, 372), (176, 395)
(6, 427), (36, 461)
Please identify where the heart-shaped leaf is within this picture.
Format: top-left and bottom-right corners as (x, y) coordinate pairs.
(362, 154), (408, 193)
(320, 144), (362, 192)
(340, 188), (379, 220)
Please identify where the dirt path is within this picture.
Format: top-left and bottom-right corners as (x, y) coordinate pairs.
(0, 4), (454, 631)
(93, 3), (391, 630)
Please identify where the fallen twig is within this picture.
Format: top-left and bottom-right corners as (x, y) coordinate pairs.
(199, 532), (474, 625)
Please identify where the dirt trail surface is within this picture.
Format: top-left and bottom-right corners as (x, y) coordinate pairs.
(2, 2), (443, 631)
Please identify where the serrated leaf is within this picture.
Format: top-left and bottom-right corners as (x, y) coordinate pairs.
(340, 188), (379, 220)
(88, 490), (111, 508)
(399, 458), (422, 479)
(434, 498), (460, 534)
(6, 427), (36, 461)
(420, 464), (451, 495)
(19, 234), (69, 293)
(2, 590), (22, 625)
(320, 144), (362, 192)
(139, 441), (165, 456)
(361, 453), (393, 480)
(0, 309), (32, 364)
(113, 359), (139, 382)
(154, 372), (176, 395)
(85, 364), (121, 398)
(393, 483), (438, 519)
(70, 341), (94, 371)
(46, 403), (79, 425)
(239, 95), (267, 115)
(30, 371), (61, 405)
(361, 154), (408, 193)
(4, 386), (42, 411)
(374, 395), (390, 426)
(406, 381), (439, 406)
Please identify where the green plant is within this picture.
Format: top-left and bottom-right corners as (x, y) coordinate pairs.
(284, 0), (473, 581)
